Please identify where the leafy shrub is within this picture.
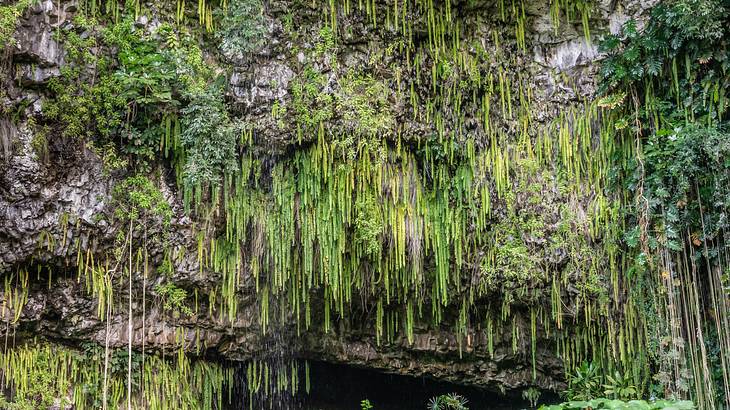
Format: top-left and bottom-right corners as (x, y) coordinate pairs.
(216, 0), (266, 58)
(179, 85), (241, 187)
(621, 125), (730, 255)
(155, 282), (193, 317)
(599, 0), (728, 94)
(540, 398), (695, 410)
(109, 21), (214, 165)
(290, 66), (335, 130)
(0, 0), (31, 50)
(113, 32), (177, 113)
(427, 393), (469, 410)
(44, 74), (126, 140)
(42, 16), (126, 140)
(112, 175), (172, 226)
(43, 15), (233, 183)
(564, 362), (603, 401)
(603, 371), (638, 400)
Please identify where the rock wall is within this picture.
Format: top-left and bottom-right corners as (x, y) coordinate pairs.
(0, 0), (654, 399)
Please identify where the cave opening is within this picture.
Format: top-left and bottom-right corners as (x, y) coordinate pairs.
(226, 359), (560, 410)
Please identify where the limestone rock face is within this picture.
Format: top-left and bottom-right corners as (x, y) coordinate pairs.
(11, 0), (65, 87)
(0, 0), (653, 397)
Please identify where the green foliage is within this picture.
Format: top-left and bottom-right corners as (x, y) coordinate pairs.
(79, 342), (143, 383)
(113, 28), (176, 108)
(565, 362), (603, 401)
(112, 175), (172, 226)
(0, 342), (232, 410)
(288, 34), (392, 158)
(314, 26), (336, 58)
(480, 217), (538, 291)
(427, 393), (469, 410)
(603, 371), (639, 401)
(216, 0), (266, 58)
(523, 387), (542, 408)
(600, 0), (729, 103)
(111, 24), (177, 159)
(290, 65), (335, 130)
(109, 21), (215, 167)
(43, 14), (230, 183)
(24, 3), (711, 407)
(360, 399), (374, 410)
(109, 22), (234, 185)
(540, 399), (695, 410)
(42, 16), (126, 140)
(43, 72), (125, 141)
(0, 0), (31, 50)
(179, 85), (241, 187)
(29, 125), (48, 162)
(89, 142), (129, 176)
(155, 282), (193, 317)
(0, 344), (71, 409)
(354, 192), (383, 259)
(628, 125), (730, 253)
(336, 69), (394, 151)
(599, 0), (730, 405)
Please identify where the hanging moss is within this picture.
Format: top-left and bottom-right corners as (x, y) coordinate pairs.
(6, 0), (701, 405)
(0, 342), (233, 410)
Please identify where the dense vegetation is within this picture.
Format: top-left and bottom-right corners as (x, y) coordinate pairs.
(0, 0), (728, 408)
(598, 0), (730, 406)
